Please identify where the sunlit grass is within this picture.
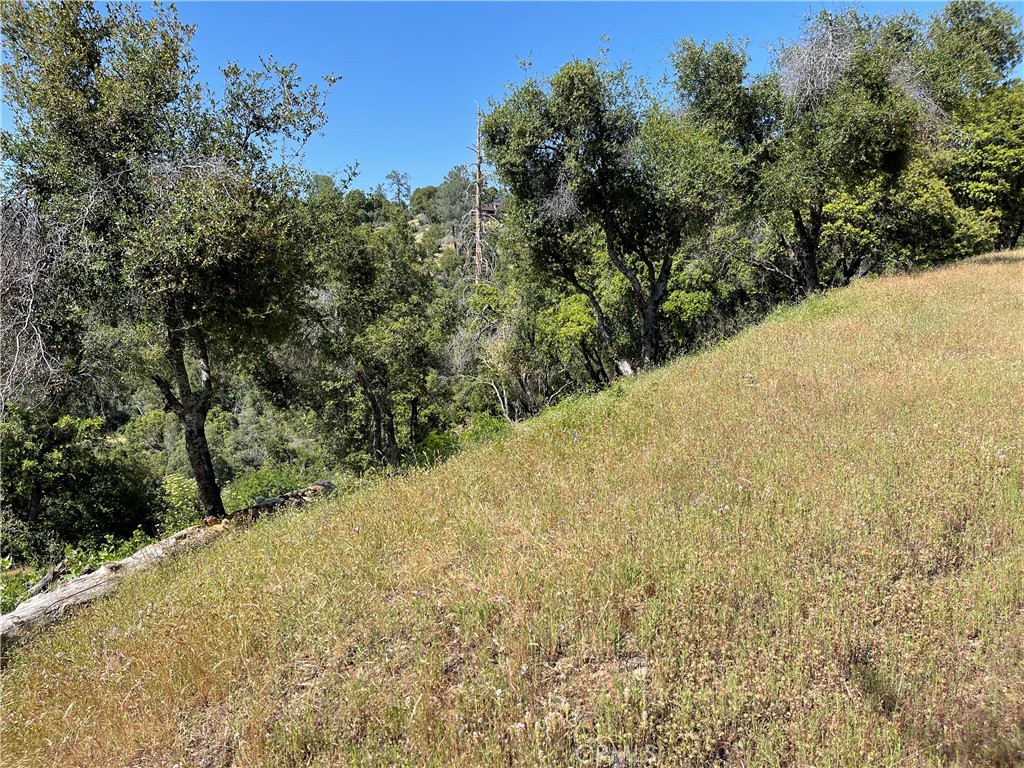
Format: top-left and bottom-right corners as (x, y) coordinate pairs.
(2, 253), (1023, 767)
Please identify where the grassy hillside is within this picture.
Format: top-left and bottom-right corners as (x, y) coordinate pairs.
(3, 254), (1023, 767)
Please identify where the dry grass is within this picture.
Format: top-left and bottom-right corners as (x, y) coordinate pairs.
(2, 253), (1023, 767)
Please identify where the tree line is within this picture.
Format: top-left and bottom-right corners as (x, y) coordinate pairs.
(1, 1), (1021, 589)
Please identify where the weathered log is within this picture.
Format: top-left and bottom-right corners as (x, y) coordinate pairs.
(23, 559), (67, 599)
(0, 480), (335, 660)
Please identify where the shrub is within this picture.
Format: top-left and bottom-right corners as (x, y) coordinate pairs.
(460, 413), (512, 445)
(417, 429), (461, 464)
(157, 473), (203, 534)
(222, 462), (327, 513)
(0, 558), (41, 613)
(0, 410), (164, 564)
(61, 529), (153, 578)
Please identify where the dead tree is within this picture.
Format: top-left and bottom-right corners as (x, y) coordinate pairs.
(475, 110), (484, 282)
(0, 192), (68, 413)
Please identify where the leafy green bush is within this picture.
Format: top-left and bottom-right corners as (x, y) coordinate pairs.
(663, 289), (714, 341)
(222, 462), (326, 512)
(0, 558), (41, 613)
(62, 529), (153, 578)
(0, 507), (56, 567)
(821, 160), (997, 279)
(157, 474), (202, 534)
(417, 429), (461, 463)
(460, 413), (512, 445)
(0, 410), (164, 564)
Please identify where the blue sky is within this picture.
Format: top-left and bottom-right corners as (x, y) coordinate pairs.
(178, 1), (945, 190)
(71, 2), (960, 190)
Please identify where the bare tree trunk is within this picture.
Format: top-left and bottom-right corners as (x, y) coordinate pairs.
(365, 390), (383, 460)
(182, 407), (222, 516)
(637, 293), (668, 367)
(488, 381), (511, 422)
(356, 370), (399, 466)
(841, 251), (875, 285)
(639, 256), (672, 366)
(474, 110), (483, 283)
(0, 192), (67, 411)
(152, 301), (225, 518)
(579, 341), (608, 387)
(639, 305), (657, 366)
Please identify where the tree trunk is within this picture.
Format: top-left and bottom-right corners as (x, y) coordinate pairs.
(409, 395), (420, 448)
(182, 408), (223, 517)
(638, 296), (668, 368)
(368, 396), (383, 460)
(601, 223), (651, 370)
(383, 408), (400, 466)
(1009, 216), (1024, 250)
(601, 219), (673, 369)
(801, 249), (820, 292)
(356, 370), (397, 465)
(638, 256), (671, 370)
(638, 301), (656, 368)
(488, 381), (511, 422)
(152, 301), (225, 519)
(793, 204), (822, 294)
(579, 341), (608, 387)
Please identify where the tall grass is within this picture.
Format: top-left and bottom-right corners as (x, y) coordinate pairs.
(3, 253), (1023, 767)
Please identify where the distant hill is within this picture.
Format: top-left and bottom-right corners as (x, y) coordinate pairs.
(3, 253), (1023, 767)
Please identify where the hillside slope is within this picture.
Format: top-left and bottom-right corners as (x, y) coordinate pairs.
(3, 254), (1023, 767)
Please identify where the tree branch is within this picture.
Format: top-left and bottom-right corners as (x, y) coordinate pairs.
(152, 374), (184, 416)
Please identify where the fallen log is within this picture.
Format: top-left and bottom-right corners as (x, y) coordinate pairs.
(0, 480), (335, 660)
(23, 559), (67, 600)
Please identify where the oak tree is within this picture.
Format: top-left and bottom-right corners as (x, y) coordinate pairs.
(2, 1), (334, 516)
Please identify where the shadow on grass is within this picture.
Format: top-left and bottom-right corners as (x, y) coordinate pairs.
(972, 251), (1024, 265)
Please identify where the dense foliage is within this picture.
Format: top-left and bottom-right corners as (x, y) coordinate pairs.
(1, 1), (1021, 598)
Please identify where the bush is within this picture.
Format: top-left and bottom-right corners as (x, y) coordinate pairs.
(460, 413), (512, 446)
(0, 558), (41, 613)
(157, 473), (203, 534)
(0, 410), (164, 564)
(222, 462), (327, 512)
(821, 161), (997, 279)
(62, 529), (153, 578)
(417, 429), (461, 463)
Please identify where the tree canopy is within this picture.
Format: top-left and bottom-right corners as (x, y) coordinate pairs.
(2, 1), (334, 515)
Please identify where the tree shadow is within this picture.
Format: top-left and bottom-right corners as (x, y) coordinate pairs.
(972, 251), (1024, 265)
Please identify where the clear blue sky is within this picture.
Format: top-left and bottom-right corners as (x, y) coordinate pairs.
(176, 2), (946, 190)
(178, 0), (950, 191)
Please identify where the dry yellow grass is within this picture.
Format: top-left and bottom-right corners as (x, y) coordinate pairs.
(2, 253), (1023, 767)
